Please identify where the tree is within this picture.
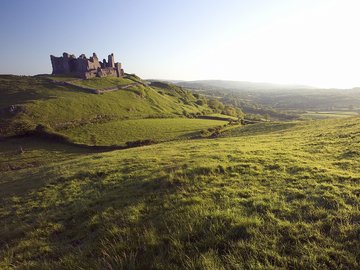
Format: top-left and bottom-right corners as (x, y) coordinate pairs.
(195, 99), (205, 106)
(208, 99), (225, 112)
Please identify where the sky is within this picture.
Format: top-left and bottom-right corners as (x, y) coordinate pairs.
(0, 0), (359, 88)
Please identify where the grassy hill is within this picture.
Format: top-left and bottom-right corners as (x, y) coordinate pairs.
(0, 75), (230, 146)
(1, 116), (359, 269)
(0, 75), (203, 130)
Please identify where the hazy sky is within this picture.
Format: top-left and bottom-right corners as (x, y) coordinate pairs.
(1, 0), (359, 88)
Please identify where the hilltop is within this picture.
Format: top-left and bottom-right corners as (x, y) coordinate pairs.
(0, 74), (204, 133)
(173, 79), (360, 120)
(0, 74), (242, 147)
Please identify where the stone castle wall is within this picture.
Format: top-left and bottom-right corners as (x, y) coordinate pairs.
(50, 52), (125, 79)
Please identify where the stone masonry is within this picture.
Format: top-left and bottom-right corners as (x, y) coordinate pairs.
(50, 52), (125, 79)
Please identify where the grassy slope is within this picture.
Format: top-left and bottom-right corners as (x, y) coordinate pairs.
(69, 76), (135, 89)
(62, 118), (227, 146)
(1, 117), (359, 269)
(0, 137), (93, 172)
(0, 75), (211, 138)
(301, 111), (359, 120)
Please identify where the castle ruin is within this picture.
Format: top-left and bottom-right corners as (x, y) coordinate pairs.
(50, 52), (125, 79)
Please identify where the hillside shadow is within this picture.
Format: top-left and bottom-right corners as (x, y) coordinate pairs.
(0, 137), (97, 197)
(0, 76), (54, 107)
(0, 153), (184, 263)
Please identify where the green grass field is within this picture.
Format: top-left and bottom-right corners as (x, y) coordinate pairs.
(46, 75), (80, 82)
(0, 136), (93, 173)
(301, 111), (359, 120)
(1, 117), (359, 269)
(69, 76), (135, 89)
(61, 118), (227, 146)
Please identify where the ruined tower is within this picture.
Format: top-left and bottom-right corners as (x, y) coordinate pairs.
(108, 53), (115, 68)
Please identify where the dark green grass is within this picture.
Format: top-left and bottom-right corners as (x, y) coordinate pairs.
(0, 75), (61, 108)
(205, 113), (239, 120)
(0, 137), (93, 173)
(1, 117), (359, 269)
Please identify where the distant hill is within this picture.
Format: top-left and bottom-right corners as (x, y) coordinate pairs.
(171, 79), (360, 112)
(175, 80), (315, 91)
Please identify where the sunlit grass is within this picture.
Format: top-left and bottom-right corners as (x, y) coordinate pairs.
(61, 118), (227, 146)
(70, 76), (135, 89)
(301, 111), (359, 120)
(1, 117), (359, 269)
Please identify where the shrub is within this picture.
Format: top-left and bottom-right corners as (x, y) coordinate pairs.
(195, 99), (205, 106)
(8, 119), (36, 136)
